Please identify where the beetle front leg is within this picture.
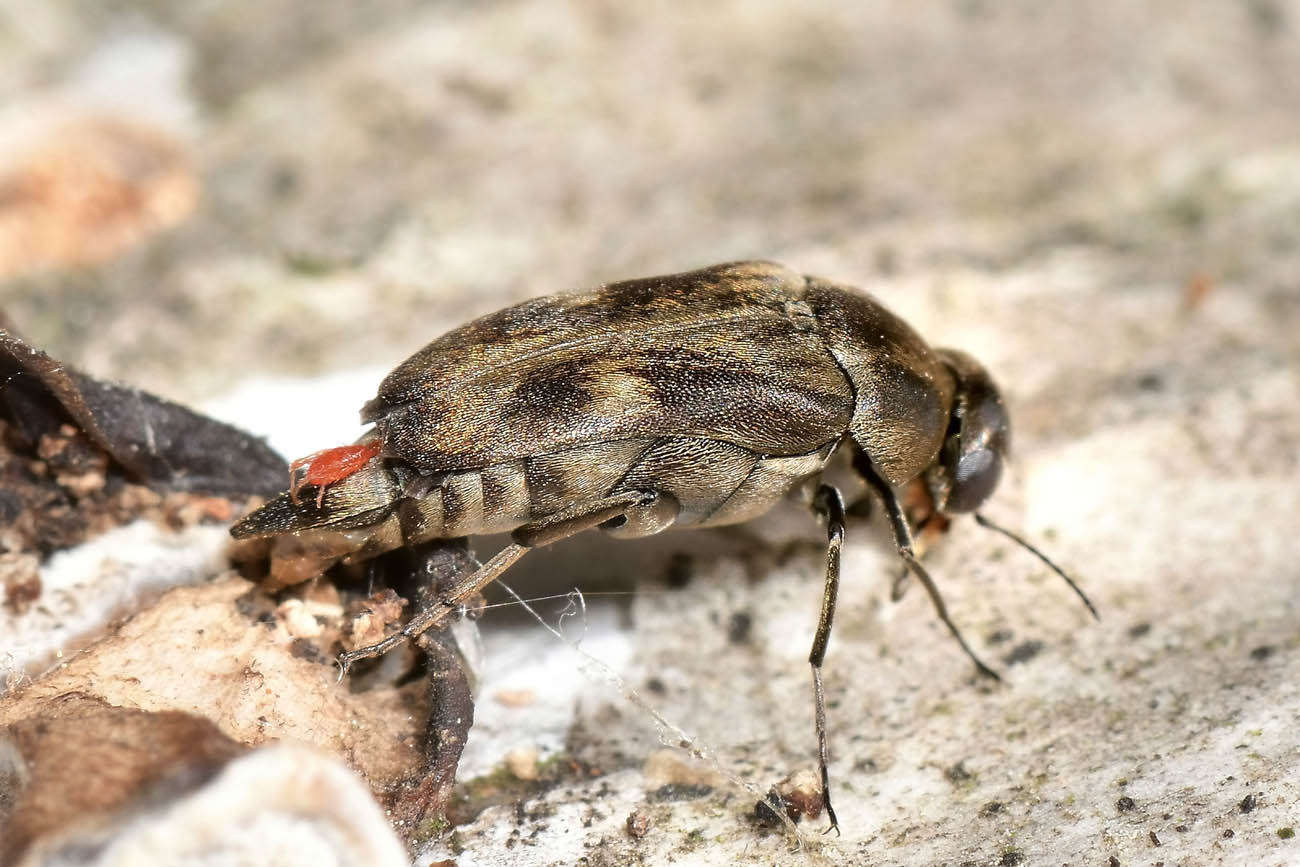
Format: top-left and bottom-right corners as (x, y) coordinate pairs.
(808, 483), (846, 834)
(886, 480), (953, 602)
(846, 490), (919, 603)
(853, 453), (1000, 682)
(888, 514), (953, 601)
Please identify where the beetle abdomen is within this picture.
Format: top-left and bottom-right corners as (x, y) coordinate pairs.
(395, 435), (836, 543)
(394, 440), (650, 542)
(396, 462), (532, 542)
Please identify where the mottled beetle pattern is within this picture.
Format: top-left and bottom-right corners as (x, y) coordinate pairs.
(232, 261), (1093, 831)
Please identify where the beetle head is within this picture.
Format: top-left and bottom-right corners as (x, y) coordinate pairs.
(927, 349), (1010, 514)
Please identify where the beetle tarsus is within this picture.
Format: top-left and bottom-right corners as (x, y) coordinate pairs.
(338, 630), (411, 673)
(334, 498), (646, 677)
(900, 546), (1002, 682)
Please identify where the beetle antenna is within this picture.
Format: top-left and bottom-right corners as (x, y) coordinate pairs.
(973, 513), (1099, 621)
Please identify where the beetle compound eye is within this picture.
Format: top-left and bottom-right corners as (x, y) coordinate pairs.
(932, 348), (1011, 514)
(947, 447), (1002, 513)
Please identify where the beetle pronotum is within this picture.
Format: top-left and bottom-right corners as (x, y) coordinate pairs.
(232, 261), (1094, 831)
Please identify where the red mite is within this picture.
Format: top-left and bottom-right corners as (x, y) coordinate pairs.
(289, 441), (381, 507)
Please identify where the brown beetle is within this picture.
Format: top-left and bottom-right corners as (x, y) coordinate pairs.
(232, 260), (1093, 831)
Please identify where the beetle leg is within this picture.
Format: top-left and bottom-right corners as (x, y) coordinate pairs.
(338, 543), (528, 675)
(888, 513), (952, 601)
(809, 483), (845, 835)
(510, 490), (656, 547)
(337, 491), (658, 675)
(848, 493), (923, 603)
(854, 453), (1001, 682)
(389, 538), (480, 831)
(846, 494), (916, 602)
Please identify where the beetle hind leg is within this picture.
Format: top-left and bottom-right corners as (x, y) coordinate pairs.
(338, 542), (530, 675)
(337, 490), (664, 675)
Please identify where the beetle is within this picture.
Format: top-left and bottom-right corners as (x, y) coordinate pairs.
(231, 260), (1094, 832)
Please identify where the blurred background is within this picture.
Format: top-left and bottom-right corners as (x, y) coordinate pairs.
(2, 0), (1297, 407)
